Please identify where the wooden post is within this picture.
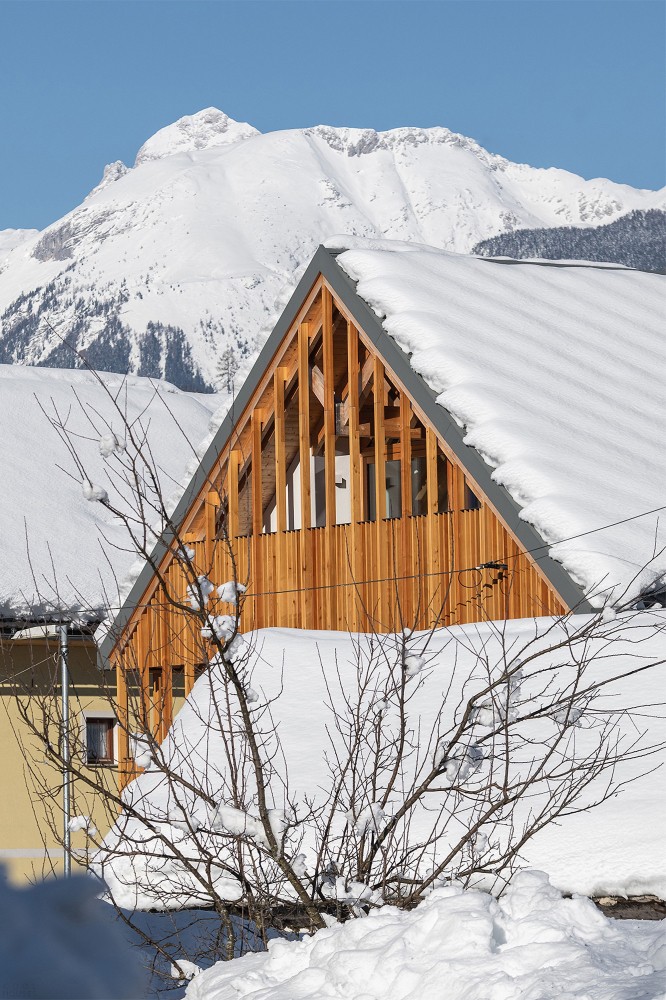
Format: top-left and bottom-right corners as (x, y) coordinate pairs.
(400, 392), (413, 628)
(227, 450), (240, 544)
(322, 287), (337, 628)
(426, 427), (442, 626)
(373, 357), (387, 522)
(184, 659), (195, 698)
(274, 369), (287, 533)
(298, 321), (312, 626)
(347, 322), (362, 630)
(205, 490), (219, 569)
(373, 356), (388, 626)
(298, 322), (312, 532)
(162, 662), (173, 738)
(251, 409), (263, 626)
(274, 368), (287, 625)
(115, 653), (130, 789)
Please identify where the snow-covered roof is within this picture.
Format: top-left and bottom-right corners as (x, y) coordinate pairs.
(0, 365), (218, 622)
(327, 238), (666, 606)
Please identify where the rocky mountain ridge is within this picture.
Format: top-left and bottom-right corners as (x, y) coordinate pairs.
(1, 107), (662, 390)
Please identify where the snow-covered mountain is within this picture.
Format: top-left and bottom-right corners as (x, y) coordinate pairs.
(0, 228), (38, 261)
(0, 107), (662, 390)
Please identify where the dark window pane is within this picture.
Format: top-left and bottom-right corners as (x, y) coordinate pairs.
(86, 719), (113, 764)
(366, 462), (376, 521)
(437, 454), (449, 513)
(464, 482), (482, 510)
(172, 666), (186, 699)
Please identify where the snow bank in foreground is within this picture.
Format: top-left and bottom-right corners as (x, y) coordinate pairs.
(0, 872), (145, 999)
(187, 871), (666, 1000)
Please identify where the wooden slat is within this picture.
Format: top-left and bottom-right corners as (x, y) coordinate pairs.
(373, 356), (387, 522)
(251, 410), (264, 625)
(400, 392), (413, 627)
(425, 428), (441, 625)
(227, 450), (240, 544)
(373, 356), (389, 626)
(298, 322), (312, 531)
(347, 322), (362, 631)
(297, 321), (312, 625)
(274, 368), (287, 532)
(323, 286), (337, 629)
(205, 490), (219, 567)
(115, 654), (130, 787)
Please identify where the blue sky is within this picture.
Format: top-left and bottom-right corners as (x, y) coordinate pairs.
(1, 0), (664, 230)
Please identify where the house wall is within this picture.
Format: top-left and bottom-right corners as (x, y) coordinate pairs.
(0, 636), (117, 884)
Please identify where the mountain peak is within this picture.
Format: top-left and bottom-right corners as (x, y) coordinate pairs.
(134, 107), (259, 165)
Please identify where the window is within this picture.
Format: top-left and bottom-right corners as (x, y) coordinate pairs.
(464, 481), (482, 510)
(172, 665), (186, 700)
(411, 456), (427, 516)
(85, 717), (115, 765)
(366, 460), (401, 520)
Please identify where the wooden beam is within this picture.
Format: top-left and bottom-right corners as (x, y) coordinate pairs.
(373, 355), (389, 626)
(227, 451), (240, 543)
(373, 356), (386, 522)
(298, 322), (312, 531)
(400, 391), (413, 627)
(347, 321), (361, 630)
(251, 409), (264, 625)
(274, 368), (287, 533)
(251, 410), (264, 536)
(115, 654), (130, 789)
(205, 490), (219, 567)
(311, 364), (325, 408)
(298, 320), (312, 626)
(322, 286), (337, 627)
(323, 287), (337, 528)
(275, 367), (288, 626)
(426, 426), (442, 625)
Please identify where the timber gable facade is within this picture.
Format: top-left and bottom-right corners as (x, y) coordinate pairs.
(102, 246), (591, 773)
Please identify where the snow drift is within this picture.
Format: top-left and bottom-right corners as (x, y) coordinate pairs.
(187, 871), (666, 1000)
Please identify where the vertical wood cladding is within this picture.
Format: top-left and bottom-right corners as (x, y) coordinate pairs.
(112, 276), (566, 777)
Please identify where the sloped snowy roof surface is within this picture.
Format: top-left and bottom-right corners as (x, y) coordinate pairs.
(329, 239), (666, 606)
(0, 366), (218, 621)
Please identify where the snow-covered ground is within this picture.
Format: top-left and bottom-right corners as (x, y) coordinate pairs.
(98, 614), (666, 911)
(1, 107), (662, 389)
(328, 238), (666, 606)
(186, 872), (666, 1000)
(0, 364), (221, 619)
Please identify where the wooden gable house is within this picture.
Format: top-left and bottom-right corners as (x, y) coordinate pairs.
(100, 246), (595, 771)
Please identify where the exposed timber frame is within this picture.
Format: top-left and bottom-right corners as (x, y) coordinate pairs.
(100, 247), (593, 765)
